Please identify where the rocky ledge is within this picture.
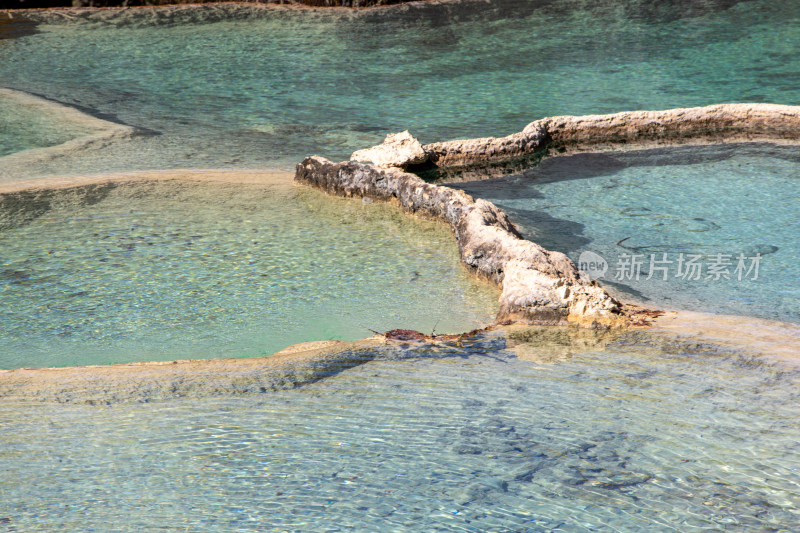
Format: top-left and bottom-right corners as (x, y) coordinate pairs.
(303, 103), (800, 327)
(295, 156), (643, 328)
(350, 103), (800, 171)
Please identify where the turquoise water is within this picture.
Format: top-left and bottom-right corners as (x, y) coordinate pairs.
(1, 3), (799, 530)
(0, 179), (497, 369)
(1, 0), (800, 176)
(1, 331), (799, 531)
(2, 1), (798, 324)
(453, 143), (800, 323)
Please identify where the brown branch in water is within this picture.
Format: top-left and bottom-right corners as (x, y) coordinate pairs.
(382, 326), (490, 343)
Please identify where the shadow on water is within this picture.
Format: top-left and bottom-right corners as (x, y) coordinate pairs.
(0, 15), (40, 41)
(437, 141), (800, 185)
(516, 152), (629, 184)
(0, 182), (118, 231)
(447, 141), (800, 186)
(4, 87), (160, 135)
(412, 150), (548, 184)
(449, 142), (800, 257)
(612, 141), (800, 167)
(597, 279), (652, 303)
(447, 155), (625, 255)
(420, 149), (629, 186)
(500, 206), (591, 254)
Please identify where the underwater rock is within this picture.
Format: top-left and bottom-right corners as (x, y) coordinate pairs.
(502, 324), (620, 362)
(508, 463), (543, 482)
(350, 130), (428, 169)
(383, 329), (428, 341)
(454, 478), (508, 505)
(380, 328), (489, 342)
(742, 243), (779, 256)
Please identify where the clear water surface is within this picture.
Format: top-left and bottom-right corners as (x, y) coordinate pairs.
(454, 143), (800, 323)
(0, 0), (799, 176)
(1, 332), (798, 531)
(0, 179), (497, 369)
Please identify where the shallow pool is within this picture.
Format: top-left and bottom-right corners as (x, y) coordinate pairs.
(0, 178), (497, 368)
(1, 330), (798, 531)
(454, 143), (800, 323)
(2, 0), (800, 176)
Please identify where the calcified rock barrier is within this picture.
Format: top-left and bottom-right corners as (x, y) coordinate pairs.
(0, 340), (378, 404)
(296, 157), (629, 327)
(351, 130), (427, 169)
(423, 103), (800, 170)
(300, 103), (800, 327)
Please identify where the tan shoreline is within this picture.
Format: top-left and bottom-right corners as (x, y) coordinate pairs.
(1, 312), (797, 404)
(0, 337), (383, 404)
(0, 167), (295, 194)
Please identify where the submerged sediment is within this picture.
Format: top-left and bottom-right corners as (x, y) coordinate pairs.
(0, 88), (141, 183)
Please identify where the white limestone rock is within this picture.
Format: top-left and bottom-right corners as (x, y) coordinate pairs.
(350, 130), (428, 168)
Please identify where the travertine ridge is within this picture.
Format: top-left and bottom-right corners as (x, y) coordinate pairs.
(349, 104), (800, 170)
(303, 103), (800, 326)
(295, 156), (629, 327)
